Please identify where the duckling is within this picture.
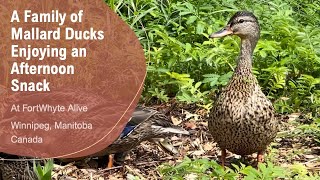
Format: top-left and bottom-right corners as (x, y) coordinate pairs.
(208, 11), (279, 166)
(59, 105), (189, 167)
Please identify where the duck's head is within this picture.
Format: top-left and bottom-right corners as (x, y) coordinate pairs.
(209, 11), (260, 40)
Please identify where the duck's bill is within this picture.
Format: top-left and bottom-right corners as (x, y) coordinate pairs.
(209, 26), (233, 38)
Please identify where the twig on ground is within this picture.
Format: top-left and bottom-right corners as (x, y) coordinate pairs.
(98, 165), (123, 173)
(125, 165), (145, 179)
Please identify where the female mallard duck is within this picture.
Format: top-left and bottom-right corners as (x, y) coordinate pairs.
(60, 105), (189, 167)
(95, 105), (189, 167)
(208, 11), (278, 166)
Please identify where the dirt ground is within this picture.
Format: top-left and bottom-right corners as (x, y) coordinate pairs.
(51, 103), (320, 179)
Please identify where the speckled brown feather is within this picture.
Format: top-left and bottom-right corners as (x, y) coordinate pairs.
(0, 160), (36, 180)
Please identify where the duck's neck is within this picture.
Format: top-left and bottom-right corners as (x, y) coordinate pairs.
(235, 37), (257, 75)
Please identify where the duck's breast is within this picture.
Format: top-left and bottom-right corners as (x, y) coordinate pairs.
(209, 81), (278, 155)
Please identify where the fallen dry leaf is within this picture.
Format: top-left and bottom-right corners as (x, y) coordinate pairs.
(185, 121), (197, 129)
(203, 142), (214, 151)
(171, 116), (182, 125)
(280, 97), (290, 101)
(305, 162), (320, 168)
(192, 138), (201, 147)
(288, 113), (301, 121)
(199, 121), (208, 127)
(191, 150), (205, 156)
(183, 110), (200, 121)
(304, 155), (316, 159)
(184, 173), (198, 180)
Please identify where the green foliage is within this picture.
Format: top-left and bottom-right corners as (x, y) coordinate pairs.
(160, 157), (320, 179)
(296, 118), (320, 143)
(105, 0), (320, 115)
(240, 162), (287, 180)
(33, 159), (53, 180)
(160, 157), (238, 179)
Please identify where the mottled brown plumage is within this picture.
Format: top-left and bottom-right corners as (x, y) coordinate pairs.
(92, 105), (189, 157)
(0, 159), (36, 180)
(59, 105), (189, 166)
(208, 11), (279, 164)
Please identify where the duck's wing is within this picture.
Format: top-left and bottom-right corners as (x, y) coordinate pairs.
(119, 106), (157, 139)
(149, 112), (189, 135)
(129, 106), (158, 125)
(120, 106), (190, 138)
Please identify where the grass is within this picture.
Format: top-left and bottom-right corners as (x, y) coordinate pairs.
(33, 159), (54, 180)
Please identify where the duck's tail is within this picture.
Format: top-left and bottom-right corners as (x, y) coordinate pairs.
(150, 112), (189, 135)
(151, 124), (189, 135)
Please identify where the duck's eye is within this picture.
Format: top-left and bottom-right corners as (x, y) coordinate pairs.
(239, 19), (244, 23)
